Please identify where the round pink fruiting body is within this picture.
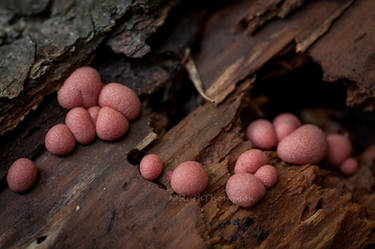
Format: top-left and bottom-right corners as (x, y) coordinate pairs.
(170, 161), (208, 196)
(140, 154), (163, 180)
(273, 113), (301, 141)
(88, 106), (100, 125)
(234, 149), (268, 174)
(6, 158), (38, 193)
(65, 107), (96, 144)
(277, 124), (328, 165)
(45, 124), (76, 156)
(326, 134), (352, 167)
(246, 119), (278, 150)
(98, 83), (141, 121)
(96, 107), (129, 141)
(225, 173), (266, 208)
(254, 165), (278, 188)
(340, 157), (358, 176)
(57, 66), (102, 109)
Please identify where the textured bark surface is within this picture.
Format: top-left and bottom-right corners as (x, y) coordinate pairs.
(1, 0), (375, 248)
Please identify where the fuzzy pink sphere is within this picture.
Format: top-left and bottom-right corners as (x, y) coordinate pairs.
(277, 124), (327, 165)
(45, 124), (76, 156)
(96, 107), (129, 141)
(7, 158), (38, 193)
(225, 173), (265, 208)
(326, 134), (352, 167)
(98, 83), (141, 121)
(170, 161), (208, 196)
(140, 154), (163, 180)
(88, 106), (100, 125)
(65, 107), (96, 144)
(57, 66), (102, 109)
(273, 113), (301, 141)
(340, 157), (358, 176)
(254, 165), (278, 188)
(246, 119), (278, 150)
(234, 149), (268, 174)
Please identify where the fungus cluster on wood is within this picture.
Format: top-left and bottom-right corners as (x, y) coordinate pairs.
(46, 66), (141, 156)
(225, 113), (358, 208)
(247, 113), (357, 174)
(226, 149), (278, 208)
(6, 66), (141, 193)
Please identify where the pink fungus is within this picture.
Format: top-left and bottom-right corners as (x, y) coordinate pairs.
(170, 161), (208, 196)
(7, 158), (38, 193)
(45, 124), (76, 156)
(57, 66), (102, 109)
(246, 119), (278, 150)
(88, 106), (100, 125)
(273, 113), (301, 141)
(65, 107), (96, 144)
(340, 157), (358, 176)
(96, 107), (129, 141)
(326, 134), (352, 167)
(234, 149), (268, 174)
(254, 165), (278, 188)
(277, 124), (327, 165)
(98, 83), (141, 121)
(140, 154), (163, 180)
(225, 173), (265, 208)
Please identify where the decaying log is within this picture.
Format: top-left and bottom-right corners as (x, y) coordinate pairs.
(1, 0), (375, 248)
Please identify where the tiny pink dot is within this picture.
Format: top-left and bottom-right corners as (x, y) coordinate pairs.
(246, 119), (277, 150)
(234, 149), (268, 174)
(340, 157), (358, 176)
(326, 134), (352, 167)
(225, 173), (265, 208)
(273, 113), (301, 141)
(7, 158), (38, 193)
(140, 154), (163, 180)
(254, 165), (278, 188)
(170, 161), (208, 196)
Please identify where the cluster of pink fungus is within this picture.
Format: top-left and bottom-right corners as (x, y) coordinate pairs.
(225, 113), (358, 208)
(247, 113), (357, 174)
(139, 155), (209, 197)
(226, 149), (277, 208)
(46, 66), (141, 155)
(6, 66), (141, 193)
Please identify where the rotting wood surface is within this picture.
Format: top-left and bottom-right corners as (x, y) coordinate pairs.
(1, 0), (375, 248)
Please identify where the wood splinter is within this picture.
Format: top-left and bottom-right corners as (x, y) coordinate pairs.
(184, 48), (215, 103)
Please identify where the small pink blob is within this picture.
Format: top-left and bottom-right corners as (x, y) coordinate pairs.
(7, 158), (38, 193)
(225, 173), (265, 208)
(57, 66), (102, 109)
(65, 107), (96, 144)
(170, 161), (208, 196)
(140, 154), (163, 180)
(273, 113), (301, 141)
(254, 165), (278, 188)
(88, 106), (100, 125)
(326, 134), (352, 167)
(98, 83), (141, 121)
(246, 119), (278, 150)
(45, 124), (76, 156)
(96, 107), (129, 141)
(277, 124), (327, 165)
(340, 157), (358, 176)
(234, 149), (268, 174)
